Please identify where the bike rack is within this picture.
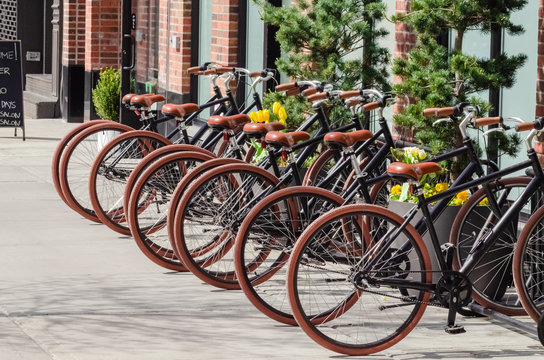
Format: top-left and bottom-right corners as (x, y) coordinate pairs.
(467, 302), (544, 346)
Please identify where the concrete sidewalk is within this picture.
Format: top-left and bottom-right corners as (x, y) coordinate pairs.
(0, 119), (542, 359)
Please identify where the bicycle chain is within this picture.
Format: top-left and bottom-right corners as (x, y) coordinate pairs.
(299, 261), (446, 308)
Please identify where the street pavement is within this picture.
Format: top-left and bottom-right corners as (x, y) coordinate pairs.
(0, 118), (542, 359)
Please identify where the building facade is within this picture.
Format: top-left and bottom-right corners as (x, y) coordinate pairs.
(3, 0), (544, 139)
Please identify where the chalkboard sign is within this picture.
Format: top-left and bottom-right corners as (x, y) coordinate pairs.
(0, 40), (24, 140)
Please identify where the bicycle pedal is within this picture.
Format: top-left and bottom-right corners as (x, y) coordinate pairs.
(444, 325), (466, 334)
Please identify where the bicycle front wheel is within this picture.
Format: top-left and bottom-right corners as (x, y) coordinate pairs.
(234, 186), (344, 325)
(88, 130), (172, 233)
(513, 205), (544, 322)
(172, 163), (281, 289)
(287, 204), (431, 356)
(59, 122), (134, 222)
(127, 151), (215, 271)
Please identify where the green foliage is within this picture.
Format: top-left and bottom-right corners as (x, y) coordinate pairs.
(254, 0), (391, 90)
(92, 68), (121, 121)
(392, 1), (527, 176)
(262, 91), (312, 131)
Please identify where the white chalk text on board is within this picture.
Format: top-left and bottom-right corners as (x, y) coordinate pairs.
(0, 41), (24, 129)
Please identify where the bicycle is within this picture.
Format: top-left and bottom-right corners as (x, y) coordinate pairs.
(232, 102), (526, 326)
(284, 116), (544, 355)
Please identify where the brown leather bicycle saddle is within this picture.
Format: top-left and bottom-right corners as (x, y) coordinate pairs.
(130, 94), (166, 108)
(207, 114), (250, 130)
(122, 93), (138, 105)
(243, 122), (286, 138)
(161, 103), (200, 118)
(265, 131), (310, 147)
(387, 162), (442, 181)
(324, 130), (373, 148)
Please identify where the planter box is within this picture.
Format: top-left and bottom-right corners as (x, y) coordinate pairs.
(387, 200), (516, 298)
(388, 200), (461, 282)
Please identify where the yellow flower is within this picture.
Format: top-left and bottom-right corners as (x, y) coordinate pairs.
(391, 185), (402, 195)
(418, 149), (426, 160)
(249, 112), (258, 123)
(456, 190), (469, 201)
(479, 197), (489, 206)
(455, 198), (463, 206)
(262, 109), (270, 123)
(273, 102), (281, 115)
(435, 183), (449, 192)
(278, 107), (287, 123)
(256, 110), (264, 123)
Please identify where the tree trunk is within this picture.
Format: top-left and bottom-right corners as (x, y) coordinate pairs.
(454, 29), (464, 98)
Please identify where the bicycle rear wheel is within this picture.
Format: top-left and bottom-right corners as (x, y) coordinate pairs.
(59, 122), (134, 222)
(513, 205), (544, 322)
(88, 130), (172, 233)
(234, 186), (344, 325)
(127, 151), (215, 271)
(287, 204), (431, 356)
(450, 177), (543, 315)
(172, 163), (281, 289)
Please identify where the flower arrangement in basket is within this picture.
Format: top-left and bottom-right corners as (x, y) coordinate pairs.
(248, 102), (288, 164)
(388, 147), (470, 206)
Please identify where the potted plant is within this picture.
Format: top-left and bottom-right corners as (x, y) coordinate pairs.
(391, 1), (526, 178)
(92, 67), (121, 149)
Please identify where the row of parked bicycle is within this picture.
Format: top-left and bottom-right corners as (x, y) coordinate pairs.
(52, 63), (544, 355)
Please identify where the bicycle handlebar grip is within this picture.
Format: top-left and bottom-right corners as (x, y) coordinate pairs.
(423, 107), (454, 118)
(515, 122), (534, 132)
(203, 69), (217, 75)
(302, 87), (317, 97)
(339, 90), (361, 100)
(276, 82), (296, 92)
(249, 71), (263, 78)
(307, 92), (328, 102)
(285, 87), (301, 96)
(187, 66), (201, 74)
(474, 117), (500, 127)
(363, 102), (380, 112)
(535, 117), (544, 131)
(346, 98), (362, 107)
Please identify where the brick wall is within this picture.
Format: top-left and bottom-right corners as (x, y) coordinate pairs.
(84, 0), (122, 71)
(211, 0), (239, 66)
(393, 0), (416, 140)
(535, 0), (544, 159)
(394, 0), (416, 111)
(62, 0), (86, 65)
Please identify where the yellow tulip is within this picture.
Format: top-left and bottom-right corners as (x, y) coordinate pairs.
(278, 107), (287, 123)
(249, 112), (258, 123)
(256, 110), (264, 123)
(263, 109), (270, 123)
(273, 102), (281, 115)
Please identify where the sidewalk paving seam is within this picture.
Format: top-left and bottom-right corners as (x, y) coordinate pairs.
(0, 303), (59, 360)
